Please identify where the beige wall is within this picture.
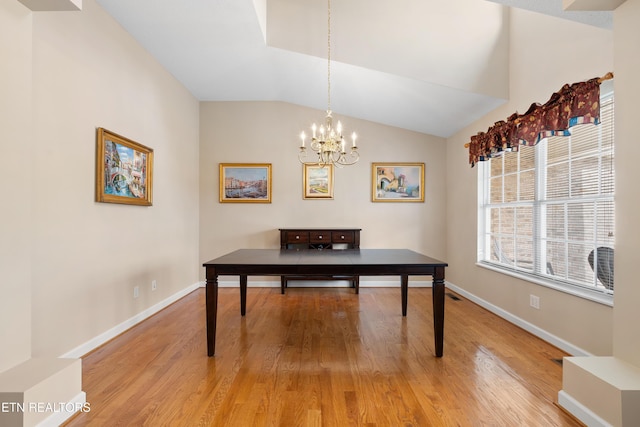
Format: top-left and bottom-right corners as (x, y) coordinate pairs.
(445, 8), (615, 356)
(613, 0), (640, 367)
(559, 1), (640, 417)
(0, 0), (33, 373)
(199, 101), (447, 279)
(0, 0), (200, 365)
(267, 0), (510, 99)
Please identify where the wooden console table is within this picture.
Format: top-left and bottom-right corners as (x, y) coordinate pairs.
(279, 228), (361, 293)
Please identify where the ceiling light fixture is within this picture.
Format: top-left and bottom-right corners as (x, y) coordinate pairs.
(298, 0), (359, 168)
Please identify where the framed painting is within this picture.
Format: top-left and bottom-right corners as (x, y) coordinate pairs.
(219, 163), (272, 203)
(303, 164), (334, 199)
(372, 162), (424, 202)
(96, 127), (153, 206)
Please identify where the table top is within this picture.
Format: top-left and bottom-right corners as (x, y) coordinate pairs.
(203, 248), (447, 268)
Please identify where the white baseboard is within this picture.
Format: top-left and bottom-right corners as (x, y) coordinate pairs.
(210, 279), (589, 355)
(62, 279), (427, 359)
(445, 281), (591, 357)
(61, 278), (585, 361)
(60, 282), (202, 359)
(557, 390), (612, 427)
(36, 391), (87, 427)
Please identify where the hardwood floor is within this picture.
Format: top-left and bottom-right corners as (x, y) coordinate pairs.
(64, 287), (582, 426)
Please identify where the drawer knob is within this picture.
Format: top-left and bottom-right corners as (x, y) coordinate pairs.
(340, 235), (345, 239)
(319, 235), (323, 239)
(295, 235), (300, 240)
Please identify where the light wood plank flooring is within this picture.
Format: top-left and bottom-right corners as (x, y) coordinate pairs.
(64, 287), (581, 426)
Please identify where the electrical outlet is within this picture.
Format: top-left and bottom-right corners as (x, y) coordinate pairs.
(152, 280), (157, 291)
(530, 294), (540, 309)
(134, 286), (139, 298)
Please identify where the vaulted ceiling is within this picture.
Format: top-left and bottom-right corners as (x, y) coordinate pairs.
(94, 0), (615, 137)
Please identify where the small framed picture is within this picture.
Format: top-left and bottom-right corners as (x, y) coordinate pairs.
(303, 164), (334, 199)
(372, 162), (424, 202)
(219, 163), (272, 203)
(96, 128), (153, 206)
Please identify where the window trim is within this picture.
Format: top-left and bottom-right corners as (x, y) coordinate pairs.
(476, 261), (613, 306)
(476, 81), (614, 305)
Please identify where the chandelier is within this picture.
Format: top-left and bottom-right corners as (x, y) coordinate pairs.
(298, 0), (359, 168)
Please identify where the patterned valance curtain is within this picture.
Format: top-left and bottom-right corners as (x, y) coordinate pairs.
(466, 72), (614, 166)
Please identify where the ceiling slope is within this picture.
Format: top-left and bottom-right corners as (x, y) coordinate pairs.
(94, 0), (612, 137)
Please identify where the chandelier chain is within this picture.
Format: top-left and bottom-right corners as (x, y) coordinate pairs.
(297, 0), (359, 168)
(327, 0), (331, 113)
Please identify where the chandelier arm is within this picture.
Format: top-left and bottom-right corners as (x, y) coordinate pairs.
(298, 148), (308, 164)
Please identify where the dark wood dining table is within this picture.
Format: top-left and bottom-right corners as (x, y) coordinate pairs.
(202, 248), (448, 357)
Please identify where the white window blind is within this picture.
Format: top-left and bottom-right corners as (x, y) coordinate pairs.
(478, 88), (614, 297)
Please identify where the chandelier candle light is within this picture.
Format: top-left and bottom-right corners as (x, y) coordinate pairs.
(298, 0), (359, 168)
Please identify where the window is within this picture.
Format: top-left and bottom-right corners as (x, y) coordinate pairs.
(477, 84), (614, 300)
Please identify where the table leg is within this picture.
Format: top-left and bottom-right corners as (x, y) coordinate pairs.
(432, 266), (445, 357)
(205, 270), (218, 357)
(240, 275), (247, 316)
(401, 275), (408, 316)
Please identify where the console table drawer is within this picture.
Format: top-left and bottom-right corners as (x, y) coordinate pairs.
(309, 231), (330, 243)
(279, 228), (360, 249)
(284, 231), (309, 244)
(331, 231), (354, 244)
(278, 227), (362, 294)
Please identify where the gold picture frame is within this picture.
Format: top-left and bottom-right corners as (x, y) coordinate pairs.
(372, 162), (425, 202)
(219, 163), (272, 203)
(96, 128), (153, 206)
(303, 164), (334, 199)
